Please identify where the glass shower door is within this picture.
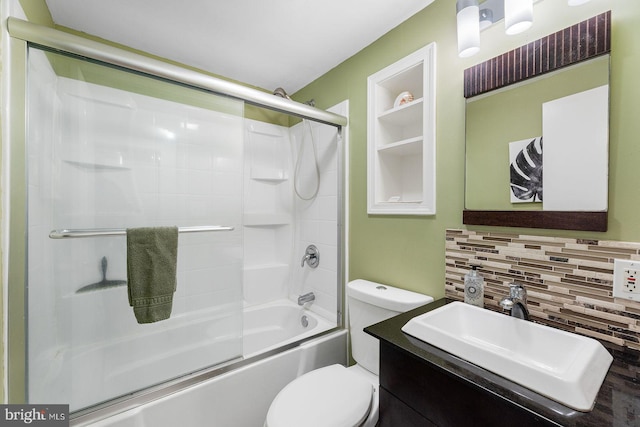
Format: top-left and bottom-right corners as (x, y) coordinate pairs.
(26, 46), (244, 411)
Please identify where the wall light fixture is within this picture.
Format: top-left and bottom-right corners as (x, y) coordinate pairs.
(504, 0), (534, 35)
(457, 0), (549, 58)
(457, 0), (481, 58)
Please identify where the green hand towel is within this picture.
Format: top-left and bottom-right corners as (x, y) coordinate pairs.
(126, 226), (178, 324)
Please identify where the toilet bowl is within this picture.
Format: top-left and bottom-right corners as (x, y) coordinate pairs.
(265, 364), (378, 427)
(265, 280), (433, 427)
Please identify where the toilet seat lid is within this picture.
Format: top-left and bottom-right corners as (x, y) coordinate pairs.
(266, 364), (373, 427)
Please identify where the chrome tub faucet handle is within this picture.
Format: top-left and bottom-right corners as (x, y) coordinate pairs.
(300, 245), (320, 268)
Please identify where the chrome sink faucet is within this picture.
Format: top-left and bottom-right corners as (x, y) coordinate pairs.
(499, 283), (530, 321)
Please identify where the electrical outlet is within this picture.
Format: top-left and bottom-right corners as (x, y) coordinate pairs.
(613, 259), (640, 301)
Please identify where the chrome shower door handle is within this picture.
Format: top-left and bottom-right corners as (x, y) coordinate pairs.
(301, 245), (320, 268)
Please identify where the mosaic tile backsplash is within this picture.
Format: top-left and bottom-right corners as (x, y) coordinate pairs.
(445, 229), (640, 352)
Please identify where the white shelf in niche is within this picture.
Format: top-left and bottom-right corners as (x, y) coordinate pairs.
(243, 213), (292, 226)
(377, 137), (423, 156)
(377, 98), (424, 125)
(381, 199), (423, 204)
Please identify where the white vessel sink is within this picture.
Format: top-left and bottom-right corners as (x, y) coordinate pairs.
(401, 301), (613, 411)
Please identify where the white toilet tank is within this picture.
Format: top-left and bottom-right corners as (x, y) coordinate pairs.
(347, 279), (433, 376)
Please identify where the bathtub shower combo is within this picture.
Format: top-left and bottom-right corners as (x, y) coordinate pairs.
(12, 20), (348, 426)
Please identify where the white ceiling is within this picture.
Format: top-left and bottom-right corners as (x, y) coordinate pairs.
(45, 0), (435, 94)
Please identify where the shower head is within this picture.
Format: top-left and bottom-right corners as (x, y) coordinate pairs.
(273, 87), (291, 100)
(273, 88), (315, 107)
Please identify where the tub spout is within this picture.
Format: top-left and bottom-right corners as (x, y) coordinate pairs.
(298, 292), (315, 306)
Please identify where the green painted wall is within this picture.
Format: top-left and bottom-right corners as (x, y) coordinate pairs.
(294, 0), (640, 297)
(18, 0), (52, 26)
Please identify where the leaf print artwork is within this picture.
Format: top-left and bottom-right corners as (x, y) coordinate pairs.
(509, 137), (543, 203)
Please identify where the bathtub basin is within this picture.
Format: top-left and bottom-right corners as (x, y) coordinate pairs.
(401, 301), (613, 411)
(243, 300), (335, 357)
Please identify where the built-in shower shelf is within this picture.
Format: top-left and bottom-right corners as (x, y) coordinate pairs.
(244, 262), (289, 271)
(64, 159), (131, 171)
(250, 167), (289, 182)
(244, 213), (292, 226)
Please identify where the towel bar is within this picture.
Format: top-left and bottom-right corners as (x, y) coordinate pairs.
(49, 225), (234, 239)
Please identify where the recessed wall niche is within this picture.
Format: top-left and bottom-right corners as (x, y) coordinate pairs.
(367, 43), (437, 215)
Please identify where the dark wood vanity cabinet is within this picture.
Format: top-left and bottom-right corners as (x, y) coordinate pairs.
(369, 299), (640, 427)
(378, 341), (556, 427)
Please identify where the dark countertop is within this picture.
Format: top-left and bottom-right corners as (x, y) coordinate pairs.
(365, 298), (640, 427)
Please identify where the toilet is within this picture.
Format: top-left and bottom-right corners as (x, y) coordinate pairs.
(265, 279), (434, 427)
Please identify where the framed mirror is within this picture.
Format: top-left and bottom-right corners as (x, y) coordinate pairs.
(463, 12), (611, 231)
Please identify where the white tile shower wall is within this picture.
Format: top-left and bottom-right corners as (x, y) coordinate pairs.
(243, 120), (293, 304)
(242, 112), (342, 315)
(27, 49), (244, 410)
(53, 77), (244, 317)
(291, 111), (342, 316)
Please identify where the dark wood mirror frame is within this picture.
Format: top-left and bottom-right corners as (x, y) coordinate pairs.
(462, 12), (610, 232)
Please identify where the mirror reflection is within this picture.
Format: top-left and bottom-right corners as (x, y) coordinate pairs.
(464, 55), (609, 212)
